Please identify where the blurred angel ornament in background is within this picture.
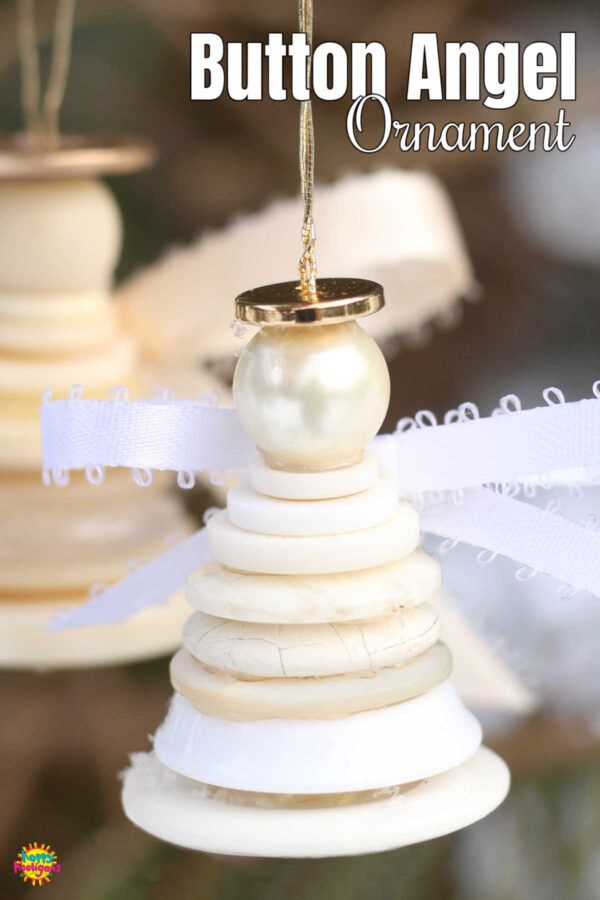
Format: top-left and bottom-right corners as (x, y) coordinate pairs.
(0, 0), (196, 669)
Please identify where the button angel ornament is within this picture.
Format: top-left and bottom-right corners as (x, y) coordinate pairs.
(41, 266), (600, 855)
(39, 0), (600, 859)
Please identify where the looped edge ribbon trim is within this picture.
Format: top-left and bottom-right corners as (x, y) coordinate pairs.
(40, 386), (600, 629)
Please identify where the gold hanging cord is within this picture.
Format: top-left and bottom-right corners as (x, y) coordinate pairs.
(17, 0), (76, 148)
(298, 0), (317, 299)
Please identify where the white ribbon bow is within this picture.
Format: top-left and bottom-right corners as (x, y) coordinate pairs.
(41, 382), (600, 630)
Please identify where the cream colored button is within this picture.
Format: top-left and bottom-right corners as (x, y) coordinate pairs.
(249, 453), (379, 500)
(153, 680), (482, 793)
(183, 604), (440, 677)
(186, 550), (441, 624)
(122, 747), (510, 857)
(170, 643), (451, 720)
(170, 642), (451, 719)
(206, 506), (420, 575)
(227, 478), (398, 536)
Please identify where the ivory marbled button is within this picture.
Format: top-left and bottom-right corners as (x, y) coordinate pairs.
(249, 453), (379, 500)
(170, 642), (451, 720)
(227, 478), (398, 536)
(153, 680), (482, 793)
(186, 549), (441, 623)
(183, 604), (440, 677)
(122, 747), (510, 857)
(206, 505), (420, 575)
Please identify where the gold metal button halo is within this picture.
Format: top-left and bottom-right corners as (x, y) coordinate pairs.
(235, 278), (385, 326)
(0, 133), (157, 180)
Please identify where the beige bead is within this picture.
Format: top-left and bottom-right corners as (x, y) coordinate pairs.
(0, 179), (121, 291)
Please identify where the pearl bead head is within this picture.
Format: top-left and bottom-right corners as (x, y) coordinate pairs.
(233, 320), (390, 472)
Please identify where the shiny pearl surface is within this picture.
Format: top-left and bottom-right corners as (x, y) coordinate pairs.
(233, 321), (390, 471)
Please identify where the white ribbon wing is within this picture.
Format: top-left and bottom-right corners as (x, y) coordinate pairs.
(422, 489), (600, 596)
(49, 529), (211, 630)
(53, 491), (600, 631)
(41, 398), (254, 474)
(384, 398), (600, 494)
(40, 387), (600, 629)
(43, 393), (600, 492)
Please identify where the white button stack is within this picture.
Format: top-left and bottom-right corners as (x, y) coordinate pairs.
(123, 456), (509, 856)
(123, 290), (509, 857)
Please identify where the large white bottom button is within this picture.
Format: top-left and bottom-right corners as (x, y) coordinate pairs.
(123, 747), (509, 857)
